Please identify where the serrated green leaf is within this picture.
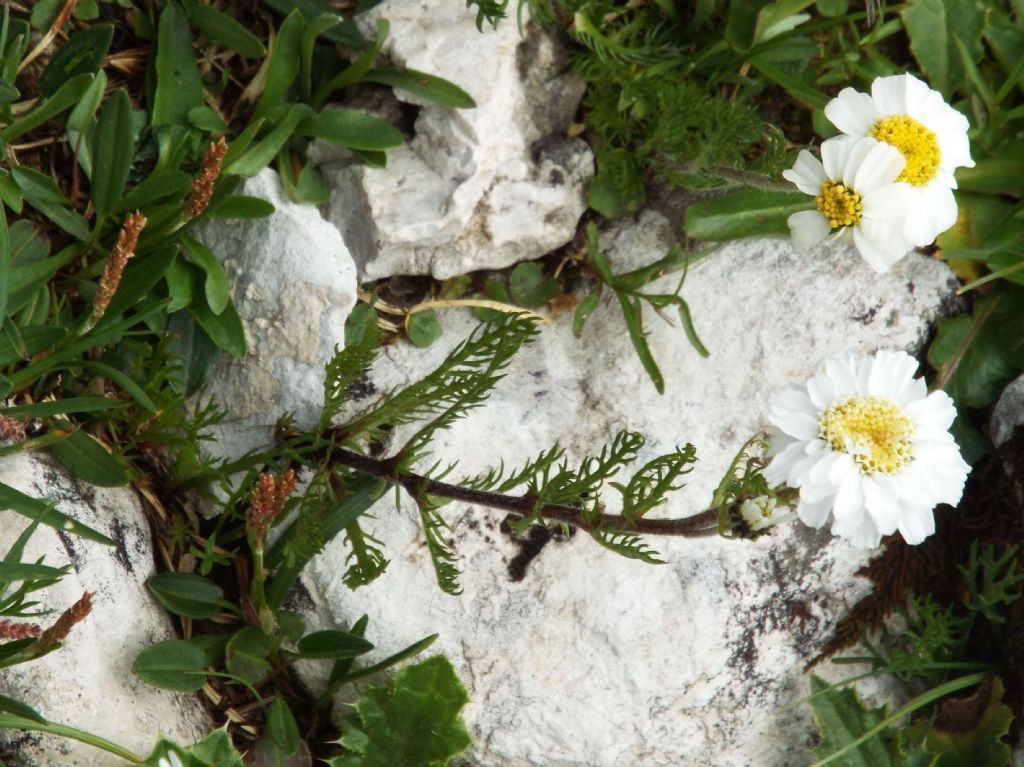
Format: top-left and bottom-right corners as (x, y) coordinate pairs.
(364, 67), (476, 109)
(146, 572), (224, 619)
(901, 0), (986, 97)
(300, 108), (403, 151)
(928, 288), (1024, 409)
(684, 188), (812, 240)
(808, 676), (901, 767)
(49, 427), (129, 488)
(187, 728), (244, 766)
(152, 3), (204, 128)
(926, 678), (1012, 766)
(91, 88), (133, 220)
(132, 640), (207, 692)
(350, 656), (471, 767)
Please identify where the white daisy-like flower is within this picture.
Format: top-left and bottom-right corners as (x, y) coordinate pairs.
(782, 135), (915, 273)
(738, 495), (791, 532)
(824, 73), (974, 247)
(764, 350), (970, 549)
(158, 752), (184, 767)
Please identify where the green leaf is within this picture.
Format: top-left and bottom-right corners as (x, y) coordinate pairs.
(94, 246), (177, 330)
(927, 288), (1024, 409)
(182, 236), (231, 315)
(0, 694), (45, 722)
(0, 560), (66, 583)
(349, 656), (471, 767)
(509, 262), (558, 308)
(901, 0), (986, 97)
(223, 106), (304, 178)
(146, 572), (224, 619)
(152, 3), (204, 128)
(301, 13), (341, 101)
(684, 188), (811, 240)
(364, 67), (476, 109)
(300, 108), (403, 151)
(2, 397), (124, 418)
(0, 480), (113, 545)
(225, 626), (271, 685)
(267, 697), (301, 754)
(295, 629), (374, 660)
(49, 427), (130, 487)
(808, 676), (901, 767)
(38, 24), (113, 97)
(406, 310), (443, 348)
(0, 73), (93, 143)
(573, 290), (600, 338)
(188, 289), (247, 358)
(186, 728), (244, 766)
(254, 9), (305, 123)
(0, 203), (9, 322)
(10, 167), (90, 241)
(90, 88), (133, 220)
(312, 18), (389, 108)
(926, 677), (1012, 766)
(132, 640), (207, 692)
(210, 196), (276, 219)
(617, 291), (664, 394)
(167, 311), (222, 396)
(114, 170), (192, 214)
(185, 2), (266, 58)
(262, 0), (364, 46)
(188, 105), (227, 133)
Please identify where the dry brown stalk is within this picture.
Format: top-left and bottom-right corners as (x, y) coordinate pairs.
(186, 137), (229, 218)
(93, 211), (146, 322)
(34, 591), (93, 652)
(246, 469), (297, 542)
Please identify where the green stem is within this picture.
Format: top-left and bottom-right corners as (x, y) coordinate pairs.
(808, 672), (991, 767)
(0, 714), (141, 763)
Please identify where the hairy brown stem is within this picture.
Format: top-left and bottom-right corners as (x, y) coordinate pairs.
(325, 446), (721, 538)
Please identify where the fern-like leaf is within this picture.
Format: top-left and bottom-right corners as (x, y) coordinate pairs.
(460, 444), (566, 493)
(590, 528), (665, 564)
(339, 313), (540, 456)
(342, 519), (389, 590)
(612, 445), (697, 523)
(416, 496), (462, 595)
(320, 305), (381, 431)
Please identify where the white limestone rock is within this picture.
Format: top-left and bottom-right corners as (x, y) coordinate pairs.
(298, 230), (957, 766)
(195, 169), (358, 461)
(991, 374), (1024, 448)
(0, 453), (210, 765)
(318, 1), (592, 280)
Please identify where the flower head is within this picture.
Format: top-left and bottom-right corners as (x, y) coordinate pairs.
(738, 495), (792, 533)
(783, 135), (915, 272)
(824, 73), (973, 246)
(764, 351), (969, 549)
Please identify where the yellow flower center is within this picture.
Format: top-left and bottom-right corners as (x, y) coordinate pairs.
(819, 395), (914, 475)
(816, 180), (863, 229)
(869, 115), (940, 186)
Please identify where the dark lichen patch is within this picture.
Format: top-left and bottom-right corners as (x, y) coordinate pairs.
(852, 304), (880, 324)
(55, 530), (82, 572)
(108, 517), (134, 575)
(500, 517), (574, 581)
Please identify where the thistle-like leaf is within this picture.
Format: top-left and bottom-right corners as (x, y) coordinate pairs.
(612, 445), (697, 523)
